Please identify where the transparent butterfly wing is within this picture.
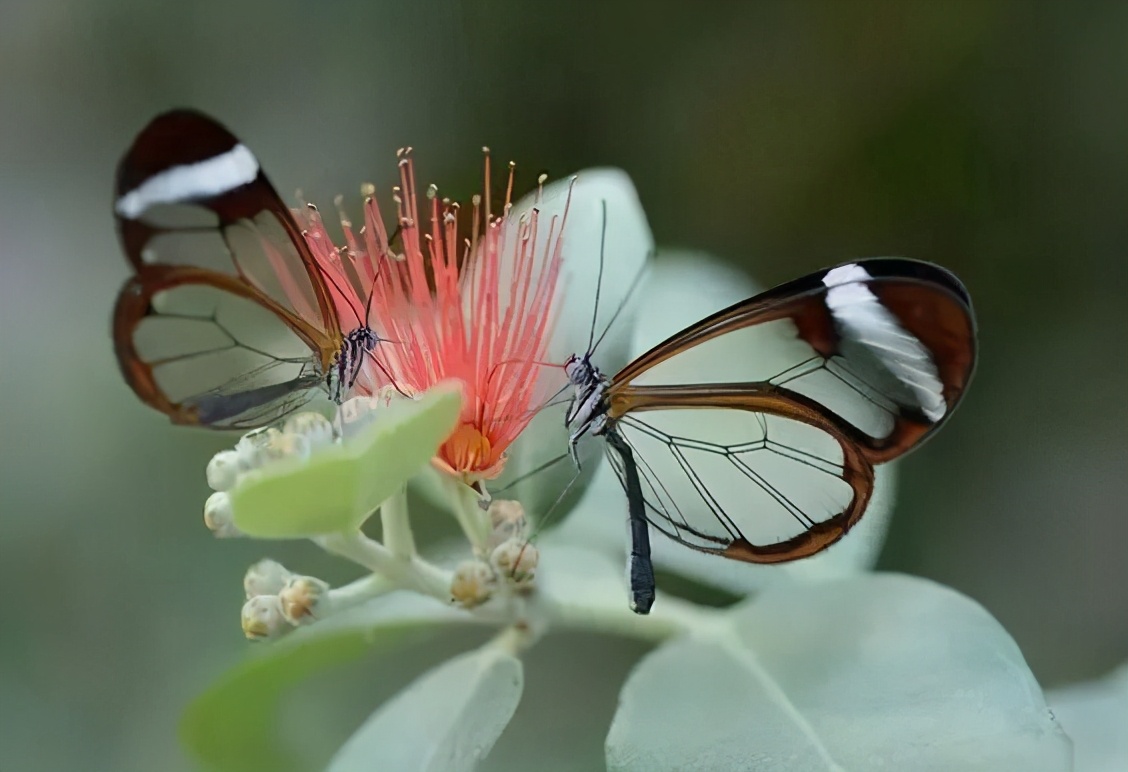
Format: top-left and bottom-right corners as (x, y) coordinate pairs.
(604, 258), (976, 561)
(612, 258), (977, 463)
(606, 394), (874, 561)
(113, 265), (329, 428)
(112, 110), (343, 428)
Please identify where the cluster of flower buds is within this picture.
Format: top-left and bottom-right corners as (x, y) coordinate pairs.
(239, 558), (332, 641)
(202, 395), (545, 634)
(449, 499), (540, 609)
(202, 412), (337, 537)
(336, 387), (408, 439)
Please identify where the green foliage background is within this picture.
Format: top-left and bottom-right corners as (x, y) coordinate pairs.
(1, 1), (1125, 769)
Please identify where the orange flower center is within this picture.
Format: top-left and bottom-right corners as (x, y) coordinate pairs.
(441, 423), (494, 476)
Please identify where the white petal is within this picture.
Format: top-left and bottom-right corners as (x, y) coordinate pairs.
(607, 573), (1070, 772)
(1049, 662), (1128, 772)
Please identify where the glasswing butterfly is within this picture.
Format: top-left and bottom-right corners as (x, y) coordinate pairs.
(111, 110), (383, 429)
(563, 254), (977, 614)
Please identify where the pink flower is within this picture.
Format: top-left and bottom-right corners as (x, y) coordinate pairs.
(298, 150), (569, 482)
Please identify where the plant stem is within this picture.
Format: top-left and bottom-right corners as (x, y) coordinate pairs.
(535, 592), (717, 644)
(380, 485), (416, 559)
(325, 573), (396, 613)
(316, 531), (452, 602)
(441, 475), (492, 554)
(488, 623), (541, 656)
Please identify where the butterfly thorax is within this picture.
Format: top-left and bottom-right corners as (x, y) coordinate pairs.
(564, 352), (611, 465)
(328, 327), (381, 403)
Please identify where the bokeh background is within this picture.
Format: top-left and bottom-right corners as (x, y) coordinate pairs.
(2, 1), (1126, 769)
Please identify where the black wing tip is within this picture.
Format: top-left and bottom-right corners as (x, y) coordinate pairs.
(116, 108), (243, 198)
(135, 107), (235, 136)
(849, 257), (973, 308)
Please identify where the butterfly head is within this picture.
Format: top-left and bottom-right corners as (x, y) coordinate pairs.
(349, 326), (381, 354)
(327, 326), (383, 403)
(564, 352), (598, 387)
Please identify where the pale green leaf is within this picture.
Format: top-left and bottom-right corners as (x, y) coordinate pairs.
(535, 541), (635, 616)
(231, 384), (462, 538)
(607, 573), (1069, 772)
(1049, 661), (1128, 772)
(326, 645), (523, 772)
(182, 596), (462, 772)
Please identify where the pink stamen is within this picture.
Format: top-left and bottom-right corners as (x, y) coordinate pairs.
(282, 151), (564, 478)
(287, 151), (566, 481)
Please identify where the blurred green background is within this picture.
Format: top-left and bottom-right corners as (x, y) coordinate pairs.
(2, 1), (1126, 769)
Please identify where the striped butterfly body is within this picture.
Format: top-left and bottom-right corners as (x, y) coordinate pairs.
(564, 258), (977, 613)
(112, 110), (381, 429)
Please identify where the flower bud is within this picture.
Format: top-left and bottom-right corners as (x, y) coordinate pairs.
(337, 395), (380, 439)
(244, 559), (293, 599)
(241, 595), (290, 641)
(279, 575), (330, 625)
(283, 412), (335, 450)
(485, 499), (527, 551)
(235, 427), (282, 461)
(203, 492), (242, 538)
(490, 538), (538, 585)
(252, 431), (310, 468)
(336, 389), (412, 439)
(450, 560), (496, 609)
(206, 450), (242, 492)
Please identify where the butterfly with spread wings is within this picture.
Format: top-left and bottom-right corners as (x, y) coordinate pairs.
(564, 257), (977, 613)
(111, 110), (385, 429)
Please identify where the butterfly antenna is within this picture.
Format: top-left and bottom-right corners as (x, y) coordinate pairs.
(482, 357), (563, 390)
(362, 222), (408, 327)
(590, 253), (651, 355)
(317, 257), (368, 329)
(364, 349), (411, 399)
(585, 199), (609, 354)
(508, 464), (586, 578)
(301, 207), (367, 327)
(481, 379), (573, 434)
(491, 451), (571, 495)
(362, 260), (381, 327)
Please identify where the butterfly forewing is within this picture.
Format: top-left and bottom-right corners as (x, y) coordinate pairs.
(600, 258), (974, 566)
(610, 259), (976, 463)
(112, 110), (347, 427)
